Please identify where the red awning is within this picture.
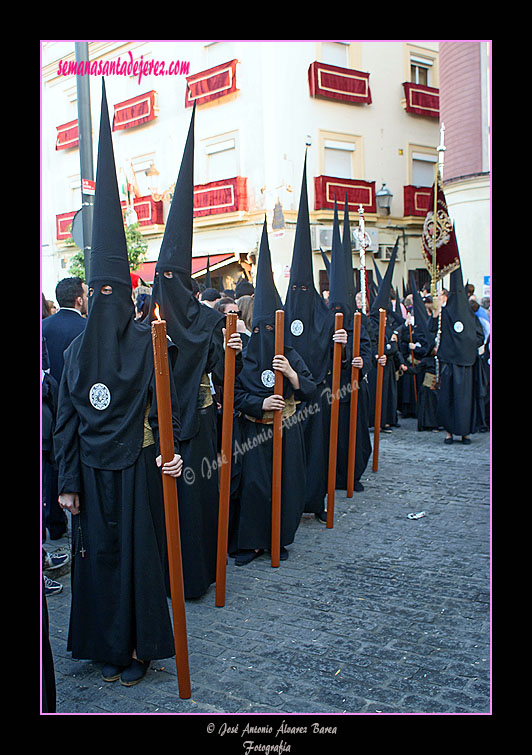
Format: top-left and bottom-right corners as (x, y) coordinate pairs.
(136, 254), (237, 283)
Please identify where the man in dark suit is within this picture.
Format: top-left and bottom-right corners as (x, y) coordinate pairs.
(42, 277), (88, 538)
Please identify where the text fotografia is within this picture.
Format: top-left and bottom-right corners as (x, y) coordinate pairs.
(208, 720), (338, 752)
(56, 52), (191, 85)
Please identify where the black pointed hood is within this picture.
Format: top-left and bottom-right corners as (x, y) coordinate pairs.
(342, 193), (357, 318)
(64, 78), (156, 471)
(409, 271), (434, 354)
(369, 237), (399, 319)
(156, 103), (195, 280)
(252, 217), (283, 324)
(204, 255), (212, 287)
(372, 257), (383, 288)
(151, 102), (224, 441)
(284, 153), (334, 384)
(328, 196), (350, 319)
(437, 235), (483, 366)
(237, 218), (295, 400)
(320, 248), (330, 278)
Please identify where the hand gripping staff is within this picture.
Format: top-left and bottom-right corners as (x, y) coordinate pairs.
(271, 309), (285, 567)
(151, 311), (191, 699)
(346, 311), (361, 498)
(326, 312), (344, 528)
(216, 312), (237, 607)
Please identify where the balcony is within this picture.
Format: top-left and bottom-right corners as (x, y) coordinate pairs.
(314, 176), (376, 213)
(185, 59), (238, 107)
(193, 176), (247, 217)
(403, 185), (433, 217)
(308, 62), (372, 105)
(402, 82), (439, 118)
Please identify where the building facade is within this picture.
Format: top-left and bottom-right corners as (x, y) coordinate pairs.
(42, 40), (483, 305)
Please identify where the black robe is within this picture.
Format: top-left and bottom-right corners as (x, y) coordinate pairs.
(367, 321), (406, 428)
(231, 348), (316, 551)
(54, 337), (180, 666)
(415, 353), (440, 431)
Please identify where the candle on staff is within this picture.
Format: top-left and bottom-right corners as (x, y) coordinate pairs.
(151, 304), (191, 699)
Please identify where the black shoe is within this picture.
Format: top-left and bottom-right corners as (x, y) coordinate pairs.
(461, 436), (472, 445)
(314, 510), (327, 523)
(354, 480), (364, 492)
(102, 663), (126, 682)
(235, 549), (264, 566)
(120, 659), (150, 687)
(444, 437), (453, 445)
(280, 547), (289, 561)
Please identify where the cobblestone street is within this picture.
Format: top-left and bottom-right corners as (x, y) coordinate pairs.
(44, 416), (491, 729)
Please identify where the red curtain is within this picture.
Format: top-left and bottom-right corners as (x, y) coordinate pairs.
(308, 62), (372, 105)
(193, 177), (247, 216)
(403, 82), (439, 118)
(56, 120), (79, 150)
(113, 91), (157, 130)
(185, 59), (238, 107)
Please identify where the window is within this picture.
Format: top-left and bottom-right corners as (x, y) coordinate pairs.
(203, 134), (238, 183)
(324, 139), (355, 179)
(412, 151), (437, 187)
(410, 55), (433, 86)
(321, 41), (350, 68)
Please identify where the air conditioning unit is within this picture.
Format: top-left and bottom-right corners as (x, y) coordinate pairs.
(311, 226), (333, 251)
(351, 227), (379, 252)
(374, 244), (396, 259)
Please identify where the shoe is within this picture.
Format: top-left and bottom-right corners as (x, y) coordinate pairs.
(461, 436), (472, 445)
(102, 663), (126, 682)
(44, 574), (63, 596)
(444, 437), (453, 445)
(354, 480), (364, 492)
(280, 547), (289, 561)
(120, 659), (150, 687)
(43, 549), (70, 571)
(314, 510), (327, 523)
(235, 549), (264, 566)
(382, 426), (392, 433)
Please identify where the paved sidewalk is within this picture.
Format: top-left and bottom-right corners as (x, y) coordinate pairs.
(43, 417), (491, 722)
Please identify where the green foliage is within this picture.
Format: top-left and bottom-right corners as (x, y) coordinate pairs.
(66, 222), (148, 281)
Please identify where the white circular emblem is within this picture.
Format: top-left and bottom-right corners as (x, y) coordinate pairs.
(453, 321), (464, 333)
(89, 383), (111, 410)
(261, 370), (275, 388)
(290, 319), (304, 336)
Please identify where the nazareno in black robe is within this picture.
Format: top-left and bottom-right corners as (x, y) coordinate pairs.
(431, 264), (486, 437)
(53, 79), (178, 667)
(150, 102), (241, 598)
(229, 220), (317, 553)
(283, 152), (335, 514)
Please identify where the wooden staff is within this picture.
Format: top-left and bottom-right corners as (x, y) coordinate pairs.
(151, 310), (191, 700)
(346, 312), (361, 498)
(326, 312), (344, 529)
(271, 309), (285, 568)
(408, 322), (418, 404)
(372, 308), (386, 473)
(215, 312), (237, 607)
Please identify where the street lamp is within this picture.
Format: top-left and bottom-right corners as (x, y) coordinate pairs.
(376, 183), (393, 215)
